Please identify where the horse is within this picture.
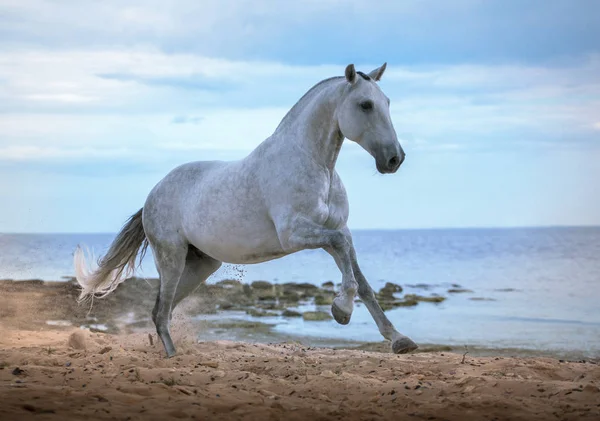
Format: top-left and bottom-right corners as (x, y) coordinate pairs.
(74, 63), (418, 358)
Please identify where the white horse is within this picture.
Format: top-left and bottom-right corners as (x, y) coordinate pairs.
(74, 63), (417, 357)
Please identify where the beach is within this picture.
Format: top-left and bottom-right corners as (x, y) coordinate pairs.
(1, 279), (600, 420)
(2, 229), (600, 358)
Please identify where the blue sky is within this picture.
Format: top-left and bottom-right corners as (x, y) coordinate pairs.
(0, 0), (599, 232)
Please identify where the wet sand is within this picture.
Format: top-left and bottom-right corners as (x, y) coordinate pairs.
(1, 279), (599, 420)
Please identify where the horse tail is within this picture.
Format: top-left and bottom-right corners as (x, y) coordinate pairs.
(74, 208), (149, 303)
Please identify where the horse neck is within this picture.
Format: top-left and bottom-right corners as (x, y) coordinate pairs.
(278, 82), (345, 171)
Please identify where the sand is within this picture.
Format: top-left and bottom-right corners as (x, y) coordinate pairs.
(1, 279), (599, 420)
(0, 326), (599, 420)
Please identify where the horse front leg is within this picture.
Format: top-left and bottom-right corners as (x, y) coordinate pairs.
(341, 227), (418, 354)
(278, 218), (358, 325)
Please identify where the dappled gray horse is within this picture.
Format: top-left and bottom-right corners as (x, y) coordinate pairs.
(74, 63), (417, 357)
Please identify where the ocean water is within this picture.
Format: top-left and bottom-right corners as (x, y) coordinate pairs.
(1, 227), (599, 357)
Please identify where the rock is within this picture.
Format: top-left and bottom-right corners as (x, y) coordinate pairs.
(302, 311), (333, 321)
(256, 291), (277, 301)
(469, 297), (497, 301)
(257, 301), (284, 311)
(314, 294), (334, 305)
(67, 330), (87, 350)
(281, 309), (302, 318)
(98, 346), (112, 355)
(279, 290), (301, 303)
(379, 301), (395, 311)
(282, 283), (319, 298)
(447, 289), (474, 293)
(406, 283), (433, 290)
(379, 297), (419, 311)
(379, 301), (394, 311)
(251, 281), (273, 290)
(295, 282), (319, 291)
(404, 294), (446, 303)
(382, 282), (403, 293)
(215, 279), (243, 289)
(393, 299), (419, 307)
(12, 367), (25, 376)
(377, 283), (404, 303)
(218, 302), (235, 310)
(249, 283), (277, 301)
(246, 309), (278, 317)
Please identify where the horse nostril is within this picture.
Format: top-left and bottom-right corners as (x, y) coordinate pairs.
(388, 156), (399, 168)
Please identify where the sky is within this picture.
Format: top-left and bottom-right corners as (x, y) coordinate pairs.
(0, 0), (599, 233)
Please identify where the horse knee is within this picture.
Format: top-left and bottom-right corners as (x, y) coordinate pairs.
(329, 230), (350, 251)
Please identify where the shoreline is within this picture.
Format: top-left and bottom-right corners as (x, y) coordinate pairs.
(1, 278), (598, 362)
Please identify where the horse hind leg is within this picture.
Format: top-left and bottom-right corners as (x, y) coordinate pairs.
(149, 240), (187, 358)
(151, 244), (221, 358)
(171, 246), (222, 313)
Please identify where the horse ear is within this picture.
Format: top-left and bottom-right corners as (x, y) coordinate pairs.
(345, 64), (356, 84)
(368, 62), (387, 82)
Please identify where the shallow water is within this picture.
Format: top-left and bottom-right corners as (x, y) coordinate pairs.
(1, 227), (599, 357)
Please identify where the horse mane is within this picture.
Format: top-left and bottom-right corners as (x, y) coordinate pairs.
(275, 76), (344, 131)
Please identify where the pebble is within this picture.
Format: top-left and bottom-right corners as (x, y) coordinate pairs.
(12, 367), (25, 376)
(67, 331), (87, 350)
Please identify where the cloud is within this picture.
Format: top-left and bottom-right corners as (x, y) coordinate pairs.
(1, 0), (599, 65)
(23, 93), (99, 103)
(0, 48), (598, 171)
(171, 115), (203, 125)
(0, 49), (339, 114)
(0, 145), (129, 160)
(98, 72), (238, 91)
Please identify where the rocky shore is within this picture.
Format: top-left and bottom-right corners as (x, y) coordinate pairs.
(0, 277), (456, 336)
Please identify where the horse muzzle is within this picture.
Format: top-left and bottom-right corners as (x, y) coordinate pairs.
(376, 150), (405, 174)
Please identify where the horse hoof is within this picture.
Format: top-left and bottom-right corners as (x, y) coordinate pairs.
(392, 336), (418, 354)
(331, 300), (351, 325)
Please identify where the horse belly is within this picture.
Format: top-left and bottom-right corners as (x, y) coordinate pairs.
(184, 208), (287, 265)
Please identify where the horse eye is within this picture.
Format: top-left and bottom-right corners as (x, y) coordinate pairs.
(360, 101), (373, 111)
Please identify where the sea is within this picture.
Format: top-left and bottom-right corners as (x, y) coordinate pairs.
(1, 227), (599, 358)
